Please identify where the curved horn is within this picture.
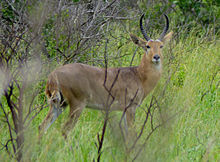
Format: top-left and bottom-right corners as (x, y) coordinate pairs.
(140, 14), (151, 41)
(159, 14), (169, 40)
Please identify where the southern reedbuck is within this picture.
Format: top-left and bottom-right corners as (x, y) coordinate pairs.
(39, 14), (173, 139)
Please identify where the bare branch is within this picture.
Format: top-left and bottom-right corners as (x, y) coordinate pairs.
(0, 102), (16, 156)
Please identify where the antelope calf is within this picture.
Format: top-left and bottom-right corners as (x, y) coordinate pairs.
(39, 14), (173, 139)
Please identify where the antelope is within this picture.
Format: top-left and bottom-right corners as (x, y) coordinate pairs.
(39, 14), (173, 139)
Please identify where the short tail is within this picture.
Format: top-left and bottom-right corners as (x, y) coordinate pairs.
(45, 73), (67, 107)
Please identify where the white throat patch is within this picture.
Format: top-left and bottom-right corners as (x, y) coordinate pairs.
(155, 39), (162, 42)
(154, 62), (161, 71)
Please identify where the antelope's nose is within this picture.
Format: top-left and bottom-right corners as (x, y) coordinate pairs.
(153, 54), (160, 60)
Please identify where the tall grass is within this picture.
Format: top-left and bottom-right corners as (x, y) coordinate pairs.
(0, 31), (219, 162)
(135, 32), (219, 162)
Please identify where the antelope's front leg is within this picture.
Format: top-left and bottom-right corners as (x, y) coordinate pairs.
(125, 108), (136, 128)
(125, 108), (137, 138)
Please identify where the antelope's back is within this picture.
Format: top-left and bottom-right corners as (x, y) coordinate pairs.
(46, 63), (145, 111)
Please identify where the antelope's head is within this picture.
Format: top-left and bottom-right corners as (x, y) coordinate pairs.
(130, 14), (173, 67)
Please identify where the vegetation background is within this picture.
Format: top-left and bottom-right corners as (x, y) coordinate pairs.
(0, 0), (219, 161)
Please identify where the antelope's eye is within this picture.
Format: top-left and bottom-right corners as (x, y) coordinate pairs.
(146, 45), (150, 49)
(160, 45), (163, 48)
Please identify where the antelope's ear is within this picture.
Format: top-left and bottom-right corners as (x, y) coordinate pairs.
(130, 34), (146, 46)
(162, 31), (173, 44)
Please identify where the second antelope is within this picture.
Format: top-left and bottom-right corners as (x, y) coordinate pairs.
(39, 14), (173, 139)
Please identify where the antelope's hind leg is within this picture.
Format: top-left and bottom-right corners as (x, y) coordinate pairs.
(62, 102), (86, 139)
(38, 91), (65, 138)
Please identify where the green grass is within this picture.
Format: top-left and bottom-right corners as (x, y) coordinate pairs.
(0, 32), (219, 162)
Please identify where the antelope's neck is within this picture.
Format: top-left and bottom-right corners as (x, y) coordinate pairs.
(137, 54), (162, 96)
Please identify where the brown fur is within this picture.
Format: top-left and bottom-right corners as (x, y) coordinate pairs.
(39, 32), (173, 139)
